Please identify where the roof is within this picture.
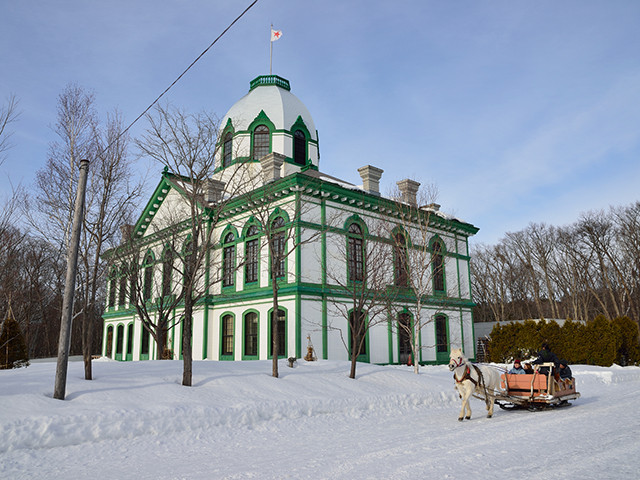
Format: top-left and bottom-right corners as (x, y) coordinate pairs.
(221, 76), (317, 139)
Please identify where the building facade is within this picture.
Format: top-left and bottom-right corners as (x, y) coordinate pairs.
(102, 75), (479, 364)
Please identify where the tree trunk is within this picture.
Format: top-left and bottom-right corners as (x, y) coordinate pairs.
(182, 298), (193, 386)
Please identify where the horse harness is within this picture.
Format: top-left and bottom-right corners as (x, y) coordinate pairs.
(453, 362), (492, 408)
(454, 364), (484, 387)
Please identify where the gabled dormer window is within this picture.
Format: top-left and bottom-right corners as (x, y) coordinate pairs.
(293, 130), (306, 166)
(223, 132), (233, 167)
(253, 125), (270, 160)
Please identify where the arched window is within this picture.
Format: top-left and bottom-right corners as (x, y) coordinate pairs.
(223, 131), (233, 167)
(141, 324), (150, 358)
(271, 217), (286, 280)
(245, 225), (260, 284)
(126, 323), (134, 359)
(108, 268), (117, 308)
(143, 254), (154, 301)
(398, 313), (412, 364)
(221, 314), (234, 357)
(116, 324), (124, 359)
(293, 130), (306, 166)
(223, 233), (235, 288)
(244, 312), (258, 357)
(347, 223), (364, 282)
(129, 262), (137, 304)
(394, 233), (409, 287)
(161, 247), (173, 298)
(349, 309), (367, 357)
(435, 315), (449, 360)
(270, 308), (286, 357)
(253, 125), (270, 160)
(106, 325), (114, 358)
(432, 240), (445, 293)
(118, 269), (127, 307)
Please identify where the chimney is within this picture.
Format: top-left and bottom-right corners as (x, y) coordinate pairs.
(120, 224), (134, 245)
(397, 179), (420, 206)
(357, 165), (383, 196)
(204, 179), (226, 204)
(259, 152), (286, 184)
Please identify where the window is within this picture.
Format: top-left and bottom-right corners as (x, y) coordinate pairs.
(162, 247), (173, 297)
(245, 225), (259, 284)
(222, 314), (234, 356)
(143, 254), (154, 301)
(244, 312), (258, 357)
(394, 233), (409, 287)
(141, 325), (149, 358)
(108, 269), (117, 308)
(270, 309), (286, 357)
(106, 325), (113, 358)
(398, 313), (412, 363)
(435, 315), (448, 353)
(271, 217), (285, 280)
(432, 241), (445, 293)
(223, 132), (233, 167)
(118, 268), (127, 307)
(347, 223), (364, 282)
(129, 263), (137, 304)
(293, 130), (306, 165)
(223, 233), (235, 287)
(253, 125), (270, 160)
(126, 323), (134, 358)
(349, 310), (367, 357)
(116, 324), (124, 357)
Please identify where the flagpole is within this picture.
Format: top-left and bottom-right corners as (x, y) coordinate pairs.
(270, 23), (273, 75)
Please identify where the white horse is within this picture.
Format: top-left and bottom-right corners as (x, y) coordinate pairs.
(448, 348), (502, 421)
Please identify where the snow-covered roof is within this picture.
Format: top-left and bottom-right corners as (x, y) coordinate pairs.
(221, 76), (317, 139)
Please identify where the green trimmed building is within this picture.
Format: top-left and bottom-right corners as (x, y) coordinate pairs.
(102, 75), (479, 364)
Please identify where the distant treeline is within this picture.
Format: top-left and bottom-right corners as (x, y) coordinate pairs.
(471, 202), (640, 335)
(487, 316), (640, 366)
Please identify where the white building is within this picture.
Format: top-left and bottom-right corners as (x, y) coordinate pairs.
(102, 75), (479, 364)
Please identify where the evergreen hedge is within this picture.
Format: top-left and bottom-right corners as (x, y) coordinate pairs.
(486, 316), (640, 366)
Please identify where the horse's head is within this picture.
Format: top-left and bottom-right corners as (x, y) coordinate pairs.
(448, 348), (465, 371)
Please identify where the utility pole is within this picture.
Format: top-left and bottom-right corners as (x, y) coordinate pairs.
(54, 159), (89, 400)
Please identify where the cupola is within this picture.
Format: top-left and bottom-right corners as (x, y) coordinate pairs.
(217, 75), (319, 175)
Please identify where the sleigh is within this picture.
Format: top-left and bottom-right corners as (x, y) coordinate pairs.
(495, 363), (580, 411)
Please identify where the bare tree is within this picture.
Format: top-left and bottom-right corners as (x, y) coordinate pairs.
(324, 208), (395, 379)
(0, 94), (20, 166)
(134, 103), (248, 386)
(240, 163), (324, 378)
(26, 84), (143, 379)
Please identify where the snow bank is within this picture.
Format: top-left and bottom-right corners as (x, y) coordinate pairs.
(1, 360), (638, 454)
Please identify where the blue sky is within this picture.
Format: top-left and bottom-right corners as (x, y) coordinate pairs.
(2, 0), (640, 244)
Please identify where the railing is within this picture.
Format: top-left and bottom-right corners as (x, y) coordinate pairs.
(249, 75), (291, 91)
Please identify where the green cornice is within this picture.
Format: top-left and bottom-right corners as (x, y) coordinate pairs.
(249, 75), (291, 92)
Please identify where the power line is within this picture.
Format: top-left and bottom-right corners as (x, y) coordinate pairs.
(105, 0), (260, 154)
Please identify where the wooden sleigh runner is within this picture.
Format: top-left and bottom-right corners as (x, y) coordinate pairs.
(494, 363), (581, 411)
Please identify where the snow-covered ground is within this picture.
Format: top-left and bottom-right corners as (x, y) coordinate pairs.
(1, 358), (639, 479)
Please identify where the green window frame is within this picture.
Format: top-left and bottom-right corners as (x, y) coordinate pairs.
(268, 308), (287, 359)
(293, 130), (306, 166)
(252, 125), (270, 160)
(431, 240), (445, 294)
(220, 313), (235, 360)
(347, 223), (364, 283)
(243, 311), (259, 359)
(223, 233), (236, 288)
(245, 225), (260, 286)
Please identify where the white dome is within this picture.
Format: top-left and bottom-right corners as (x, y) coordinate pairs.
(221, 76), (317, 140)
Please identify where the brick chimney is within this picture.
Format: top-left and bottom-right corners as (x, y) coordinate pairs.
(259, 152), (286, 184)
(357, 165), (383, 196)
(397, 179), (420, 206)
(204, 179), (226, 204)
